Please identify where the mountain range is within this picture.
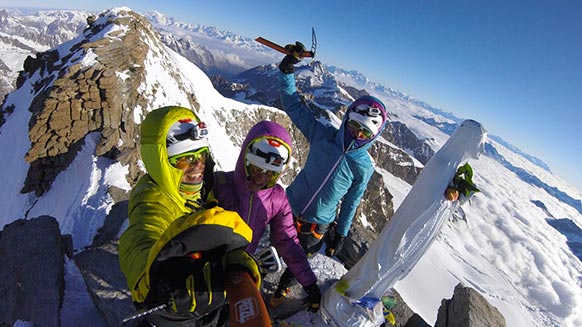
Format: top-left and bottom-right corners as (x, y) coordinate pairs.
(1, 6), (581, 327)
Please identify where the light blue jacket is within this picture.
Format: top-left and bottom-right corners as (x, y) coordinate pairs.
(279, 72), (384, 236)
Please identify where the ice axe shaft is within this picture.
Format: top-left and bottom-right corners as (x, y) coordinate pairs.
(122, 303), (167, 324)
(256, 27), (316, 58)
(255, 37), (315, 58)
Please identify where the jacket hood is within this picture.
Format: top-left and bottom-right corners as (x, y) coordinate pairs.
(234, 121), (293, 191)
(140, 106), (214, 210)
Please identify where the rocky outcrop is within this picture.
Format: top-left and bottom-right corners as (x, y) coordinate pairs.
(342, 84), (371, 100)
(370, 138), (423, 185)
(12, 9), (200, 197)
(0, 216), (72, 327)
(74, 241), (136, 327)
(0, 57), (15, 104)
(384, 121), (435, 165)
(17, 10), (163, 196)
(434, 283), (506, 327)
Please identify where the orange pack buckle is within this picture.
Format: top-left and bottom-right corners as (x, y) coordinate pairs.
(296, 220), (324, 240)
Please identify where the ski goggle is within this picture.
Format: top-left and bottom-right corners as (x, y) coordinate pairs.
(169, 147), (209, 167)
(353, 104), (382, 118)
(347, 119), (373, 139)
(246, 163), (278, 178)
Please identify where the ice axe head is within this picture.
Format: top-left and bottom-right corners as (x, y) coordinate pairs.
(285, 42), (307, 59)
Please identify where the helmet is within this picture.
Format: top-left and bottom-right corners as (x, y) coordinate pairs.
(347, 96), (386, 136)
(245, 137), (290, 173)
(166, 119), (210, 157)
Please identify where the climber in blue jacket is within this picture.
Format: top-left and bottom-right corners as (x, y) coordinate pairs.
(270, 42), (388, 307)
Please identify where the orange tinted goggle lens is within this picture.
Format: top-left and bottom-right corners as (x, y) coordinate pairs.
(170, 148), (209, 166)
(347, 120), (373, 139)
(247, 164), (277, 177)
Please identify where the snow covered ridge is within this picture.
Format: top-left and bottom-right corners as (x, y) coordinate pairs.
(0, 6), (581, 327)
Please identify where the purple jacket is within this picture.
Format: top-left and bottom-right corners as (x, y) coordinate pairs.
(213, 121), (316, 288)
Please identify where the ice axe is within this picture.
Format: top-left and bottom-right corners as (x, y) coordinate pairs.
(255, 27), (317, 59)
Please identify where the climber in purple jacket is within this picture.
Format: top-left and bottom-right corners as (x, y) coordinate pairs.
(213, 120), (321, 313)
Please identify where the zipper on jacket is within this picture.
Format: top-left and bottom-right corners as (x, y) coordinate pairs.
(246, 193), (254, 224)
(300, 140), (355, 216)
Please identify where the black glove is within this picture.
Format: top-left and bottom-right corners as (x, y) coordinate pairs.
(325, 231), (345, 257)
(302, 283), (322, 313)
(224, 248), (261, 287)
(146, 253), (226, 315)
(279, 41), (306, 74)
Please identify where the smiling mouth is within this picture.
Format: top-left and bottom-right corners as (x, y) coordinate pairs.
(186, 172), (203, 182)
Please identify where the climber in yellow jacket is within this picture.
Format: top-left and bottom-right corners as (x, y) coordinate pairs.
(119, 106), (260, 327)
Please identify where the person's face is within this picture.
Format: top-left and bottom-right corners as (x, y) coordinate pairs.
(171, 150), (208, 184)
(245, 164), (278, 192)
(347, 119), (373, 140)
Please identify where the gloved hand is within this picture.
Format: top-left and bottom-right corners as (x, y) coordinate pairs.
(279, 41), (306, 74)
(444, 186), (460, 201)
(325, 231), (345, 257)
(146, 252), (226, 315)
(224, 248), (262, 288)
(302, 283), (322, 312)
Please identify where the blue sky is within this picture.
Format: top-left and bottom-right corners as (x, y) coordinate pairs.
(4, 0), (582, 192)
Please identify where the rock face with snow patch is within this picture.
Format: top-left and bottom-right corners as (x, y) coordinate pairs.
(369, 138), (423, 185)
(383, 121), (435, 165)
(0, 216), (72, 327)
(14, 9), (173, 196)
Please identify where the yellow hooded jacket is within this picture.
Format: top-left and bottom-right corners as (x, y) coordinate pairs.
(118, 106), (253, 303)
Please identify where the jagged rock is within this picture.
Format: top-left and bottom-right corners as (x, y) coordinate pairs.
(18, 9), (181, 197)
(91, 198), (129, 247)
(434, 283), (506, 327)
(0, 216), (70, 327)
(384, 121), (435, 165)
(370, 138), (423, 185)
(341, 84), (370, 100)
(74, 241), (136, 327)
(210, 74), (238, 98)
(401, 314), (431, 327)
